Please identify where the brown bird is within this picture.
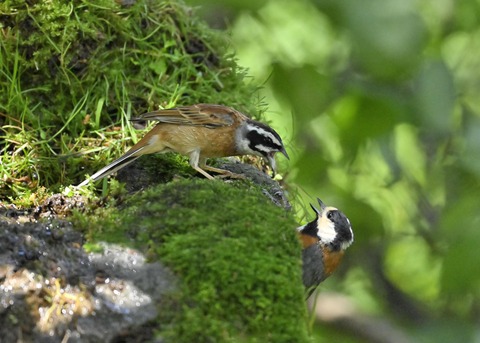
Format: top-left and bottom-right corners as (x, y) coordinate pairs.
(297, 198), (353, 298)
(78, 104), (289, 186)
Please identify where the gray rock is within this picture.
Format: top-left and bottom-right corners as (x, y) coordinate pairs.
(0, 219), (175, 343)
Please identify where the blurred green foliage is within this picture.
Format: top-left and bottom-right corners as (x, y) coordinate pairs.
(186, 0), (480, 341)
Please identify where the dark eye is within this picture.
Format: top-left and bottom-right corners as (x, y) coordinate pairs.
(327, 211), (334, 220)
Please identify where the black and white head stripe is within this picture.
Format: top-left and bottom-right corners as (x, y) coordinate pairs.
(245, 120), (284, 156)
(302, 203), (354, 252)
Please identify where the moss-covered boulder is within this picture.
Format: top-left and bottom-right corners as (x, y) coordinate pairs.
(87, 179), (309, 342)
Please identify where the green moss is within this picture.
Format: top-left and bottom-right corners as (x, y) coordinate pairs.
(85, 179), (309, 342)
(112, 153), (198, 193)
(0, 0), (264, 202)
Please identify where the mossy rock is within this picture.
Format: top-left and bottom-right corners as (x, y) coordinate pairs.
(87, 179), (309, 342)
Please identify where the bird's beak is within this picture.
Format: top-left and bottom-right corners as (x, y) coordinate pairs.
(280, 147), (289, 160)
(310, 199), (326, 217)
(310, 203), (320, 216)
(317, 198), (326, 211)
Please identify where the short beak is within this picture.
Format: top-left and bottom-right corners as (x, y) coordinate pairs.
(280, 147), (289, 160)
(310, 199), (326, 217)
(309, 203), (320, 216)
(317, 198), (326, 211)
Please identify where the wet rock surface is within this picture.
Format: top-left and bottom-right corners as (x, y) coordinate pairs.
(0, 217), (176, 343)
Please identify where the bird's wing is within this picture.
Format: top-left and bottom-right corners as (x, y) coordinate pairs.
(132, 104), (247, 128)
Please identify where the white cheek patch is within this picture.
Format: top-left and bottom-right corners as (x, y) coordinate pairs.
(316, 215), (337, 244)
(254, 144), (270, 154)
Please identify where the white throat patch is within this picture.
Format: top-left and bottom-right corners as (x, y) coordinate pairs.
(316, 218), (337, 244)
(316, 207), (338, 244)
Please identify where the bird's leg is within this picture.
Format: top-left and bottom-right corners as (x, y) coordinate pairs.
(189, 150), (215, 180)
(202, 165), (245, 179)
(192, 155), (244, 179)
(193, 166), (216, 180)
(200, 158), (245, 179)
(189, 151), (245, 179)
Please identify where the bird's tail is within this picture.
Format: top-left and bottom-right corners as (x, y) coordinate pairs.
(77, 146), (146, 187)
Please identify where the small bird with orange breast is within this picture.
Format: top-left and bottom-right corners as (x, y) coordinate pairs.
(297, 198), (353, 298)
(78, 104), (289, 186)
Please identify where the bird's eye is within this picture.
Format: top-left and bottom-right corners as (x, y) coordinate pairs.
(327, 211), (334, 220)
